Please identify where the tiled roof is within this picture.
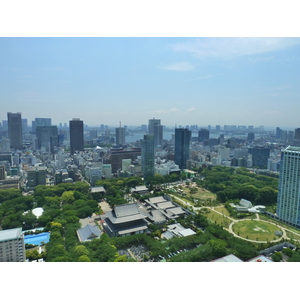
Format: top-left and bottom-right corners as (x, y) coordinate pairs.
(77, 224), (101, 242)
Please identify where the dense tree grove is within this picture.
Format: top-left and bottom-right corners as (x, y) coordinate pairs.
(194, 166), (278, 206)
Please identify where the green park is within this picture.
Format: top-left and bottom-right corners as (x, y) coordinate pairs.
(232, 220), (282, 242)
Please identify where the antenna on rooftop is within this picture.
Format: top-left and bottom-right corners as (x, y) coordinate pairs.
(119, 121), (121, 128)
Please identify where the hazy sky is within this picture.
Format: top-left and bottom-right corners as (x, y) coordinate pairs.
(1, 37), (300, 129)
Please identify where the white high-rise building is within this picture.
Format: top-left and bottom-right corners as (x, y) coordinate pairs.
(0, 228), (26, 262)
(276, 146), (300, 227)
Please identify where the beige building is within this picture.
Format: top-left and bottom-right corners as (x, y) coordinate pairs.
(0, 228), (26, 262)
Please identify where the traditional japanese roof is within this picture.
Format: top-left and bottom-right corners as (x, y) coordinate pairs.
(77, 224), (102, 242)
(148, 196), (167, 204)
(102, 203), (147, 224)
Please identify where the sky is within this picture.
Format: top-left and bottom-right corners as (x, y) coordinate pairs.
(1, 37), (300, 129)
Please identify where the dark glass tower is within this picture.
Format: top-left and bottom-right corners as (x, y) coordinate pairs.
(198, 128), (209, 142)
(175, 128), (191, 169)
(115, 127), (125, 146)
(141, 134), (155, 181)
(7, 112), (22, 150)
(69, 118), (84, 155)
(36, 125), (58, 153)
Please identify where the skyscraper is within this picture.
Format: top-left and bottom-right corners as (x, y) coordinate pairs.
(198, 128), (209, 142)
(148, 118), (161, 135)
(36, 125), (58, 153)
(7, 112), (22, 150)
(251, 146), (270, 169)
(175, 128), (191, 169)
(153, 124), (163, 148)
(69, 118), (84, 155)
(32, 118), (52, 133)
(141, 134), (155, 181)
(276, 146), (300, 227)
(115, 127), (126, 146)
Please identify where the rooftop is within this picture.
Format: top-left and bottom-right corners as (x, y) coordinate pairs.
(0, 227), (23, 242)
(212, 254), (243, 262)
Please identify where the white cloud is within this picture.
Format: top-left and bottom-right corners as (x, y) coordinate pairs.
(187, 107), (196, 112)
(170, 37), (300, 59)
(158, 61), (195, 71)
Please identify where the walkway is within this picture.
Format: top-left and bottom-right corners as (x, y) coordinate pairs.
(169, 193), (300, 244)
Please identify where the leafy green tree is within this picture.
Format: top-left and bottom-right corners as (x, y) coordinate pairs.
(288, 252), (300, 262)
(78, 255), (91, 262)
(75, 245), (89, 257)
(61, 191), (75, 204)
(282, 247), (293, 257)
(272, 252), (282, 262)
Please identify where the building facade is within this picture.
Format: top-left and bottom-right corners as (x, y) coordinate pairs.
(7, 112), (22, 150)
(0, 228), (26, 262)
(153, 124), (163, 148)
(69, 118), (84, 155)
(141, 134), (155, 181)
(198, 128), (209, 142)
(115, 127), (125, 146)
(36, 125), (58, 153)
(175, 128), (191, 169)
(276, 146), (300, 227)
(251, 147), (270, 169)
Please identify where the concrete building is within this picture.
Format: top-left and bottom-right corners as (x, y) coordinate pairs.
(0, 138), (10, 152)
(7, 112), (22, 150)
(104, 148), (141, 174)
(175, 128), (191, 169)
(153, 124), (163, 148)
(198, 128), (209, 142)
(69, 118), (84, 155)
(27, 166), (47, 188)
(0, 165), (6, 180)
(36, 125), (58, 153)
(148, 118), (161, 135)
(141, 134), (155, 181)
(32, 118), (52, 133)
(115, 126), (125, 146)
(276, 146), (300, 227)
(251, 147), (270, 169)
(0, 228), (26, 262)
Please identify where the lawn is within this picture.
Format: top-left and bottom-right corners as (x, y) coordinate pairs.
(232, 220), (281, 242)
(180, 185), (216, 203)
(203, 209), (232, 229)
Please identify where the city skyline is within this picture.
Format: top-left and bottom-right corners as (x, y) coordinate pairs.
(1, 37), (300, 128)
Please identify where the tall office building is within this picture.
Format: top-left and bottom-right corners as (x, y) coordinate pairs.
(294, 128), (300, 141)
(276, 127), (282, 139)
(251, 147), (270, 169)
(247, 132), (255, 141)
(141, 134), (155, 181)
(198, 128), (209, 142)
(0, 228), (26, 262)
(22, 119), (28, 133)
(153, 124), (163, 148)
(69, 118), (84, 155)
(36, 125), (58, 153)
(7, 112), (22, 150)
(276, 146), (300, 227)
(175, 128), (191, 169)
(32, 118), (52, 133)
(148, 118), (161, 135)
(115, 127), (126, 146)
(0, 165), (6, 180)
